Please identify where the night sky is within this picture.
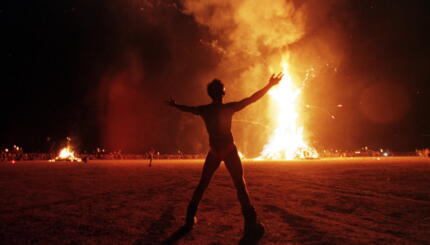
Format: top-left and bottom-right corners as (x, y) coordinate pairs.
(2, 0), (430, 154)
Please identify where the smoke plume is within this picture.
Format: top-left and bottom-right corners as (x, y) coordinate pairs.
(181, 0), (344, 155)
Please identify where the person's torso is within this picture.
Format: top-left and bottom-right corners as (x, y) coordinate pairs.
(199, 103), (235, 142)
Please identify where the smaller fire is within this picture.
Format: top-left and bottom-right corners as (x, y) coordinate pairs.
(50, 146), (82, 162)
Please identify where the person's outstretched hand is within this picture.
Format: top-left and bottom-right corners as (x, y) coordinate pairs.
(268, 72), (283, 86)
(166, 98), (176, 107)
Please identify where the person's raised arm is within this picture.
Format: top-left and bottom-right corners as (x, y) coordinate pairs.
(231, 73), (283, 112)
(166, 98), (201, 115)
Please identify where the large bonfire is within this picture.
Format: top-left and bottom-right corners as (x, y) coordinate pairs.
(50, 146), (82, 162)
(183, 0), (319, 160)
(259, 62), (318, 160)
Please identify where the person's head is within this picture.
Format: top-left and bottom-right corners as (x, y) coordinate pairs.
(207, 79), (225, 101)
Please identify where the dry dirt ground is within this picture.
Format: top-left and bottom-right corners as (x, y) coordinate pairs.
(1, 157), (430, 245)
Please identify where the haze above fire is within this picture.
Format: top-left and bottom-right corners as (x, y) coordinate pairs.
(2, 1), (429, 152)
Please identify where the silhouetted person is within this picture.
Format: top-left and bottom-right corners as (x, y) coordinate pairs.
(166, 73), (283, 243)
(148, 147), (155, 167)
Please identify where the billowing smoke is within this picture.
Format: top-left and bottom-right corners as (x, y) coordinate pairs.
(180, 0), (345, 156)
(5, 0), (426, 153)
(182, 0), (305, 90)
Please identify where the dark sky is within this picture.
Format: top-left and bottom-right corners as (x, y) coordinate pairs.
(2, 0), (430, 154)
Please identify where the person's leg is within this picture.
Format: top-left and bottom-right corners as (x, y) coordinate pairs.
(224, 148), (264, 244)
(223, 148), (257, 225)
(185, 152), (221, 227)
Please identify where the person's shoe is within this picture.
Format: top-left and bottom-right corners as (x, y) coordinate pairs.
(239, 222), (265, 245)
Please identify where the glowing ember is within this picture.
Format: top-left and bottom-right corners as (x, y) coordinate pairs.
(50, 146), (82, 162)
(259, 61), (318, 160)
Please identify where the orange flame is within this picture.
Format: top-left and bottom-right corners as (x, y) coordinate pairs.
(50, 146), (82, 162)
(259, 61), (318, 160)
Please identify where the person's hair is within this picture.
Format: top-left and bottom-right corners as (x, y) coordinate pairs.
(207, 79), (225, 100)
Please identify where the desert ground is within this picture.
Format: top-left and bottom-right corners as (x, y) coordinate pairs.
(1, 157), (430, 245)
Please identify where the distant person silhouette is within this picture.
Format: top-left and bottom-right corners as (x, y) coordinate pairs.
(166, 73), (283, 243)
(148, 147), (155, 167)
